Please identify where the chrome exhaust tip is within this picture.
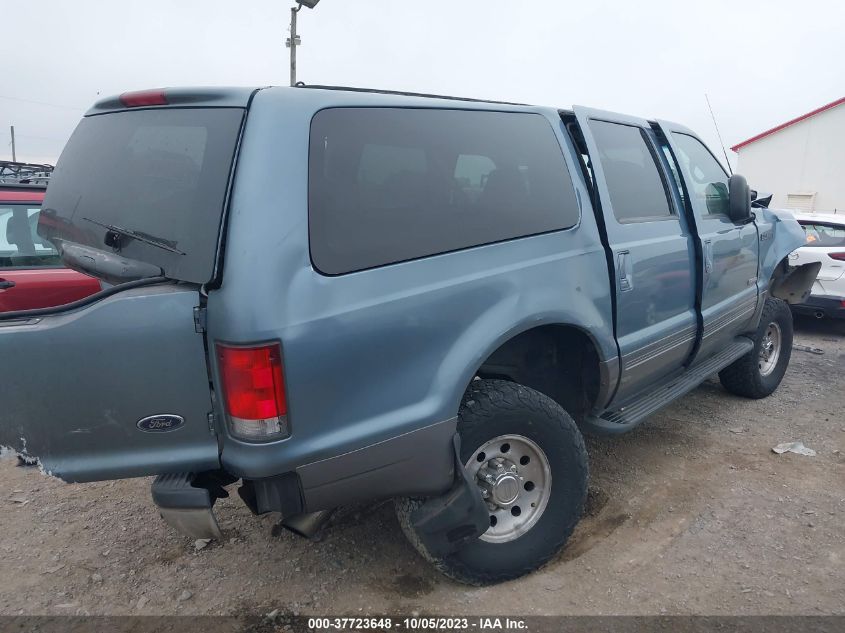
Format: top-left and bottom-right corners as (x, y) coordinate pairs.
(815, 311), (825, 319)
(281, 510), (334, 538)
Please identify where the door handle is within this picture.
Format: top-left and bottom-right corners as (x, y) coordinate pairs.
(617, 251), (633, 292)
(703, 241), (714, 275)
(0, 280), (15, 290)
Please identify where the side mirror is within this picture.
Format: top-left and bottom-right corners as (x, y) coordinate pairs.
(728, 174), (752, 223)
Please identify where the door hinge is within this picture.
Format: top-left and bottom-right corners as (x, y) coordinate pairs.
(193, 306), (207, 333)
(207, 412), (217, 434)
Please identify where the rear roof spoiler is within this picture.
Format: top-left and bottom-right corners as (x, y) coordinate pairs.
(86, 87), (262, 116)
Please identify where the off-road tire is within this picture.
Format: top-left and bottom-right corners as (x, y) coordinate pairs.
(719, 297), (793, 399)
(395, 379), (588, 585)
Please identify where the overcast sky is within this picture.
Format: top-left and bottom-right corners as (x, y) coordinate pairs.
(2, 0), (843, 166)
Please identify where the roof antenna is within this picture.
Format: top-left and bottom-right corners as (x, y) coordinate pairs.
(705, 93), (733, 174)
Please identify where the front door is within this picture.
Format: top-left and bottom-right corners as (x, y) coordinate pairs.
(657, 122), (760, 361)
(574, 107), (697, 403)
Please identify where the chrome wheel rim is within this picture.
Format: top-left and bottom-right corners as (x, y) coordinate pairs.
(758, 322), (782, 377)
(464, 434), (552, 544)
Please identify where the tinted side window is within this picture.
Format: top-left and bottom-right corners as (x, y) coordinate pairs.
(0, 205), (61, 268)
(670, 133), (730, 217)
(309, 108), (579, 275)
(588, 120), (673, 222)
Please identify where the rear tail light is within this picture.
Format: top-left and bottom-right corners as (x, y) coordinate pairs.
(217, 342), (289, 440)
(827, 252), (845, 261)
(119, 89), (168, 107)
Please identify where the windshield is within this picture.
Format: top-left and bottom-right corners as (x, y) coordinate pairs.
(39, 107), (244, 283)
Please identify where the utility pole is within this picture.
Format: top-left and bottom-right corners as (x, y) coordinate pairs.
(10, 126), (16, 162)
(287, 5), (301, 86)
(286, 1), (319, 87)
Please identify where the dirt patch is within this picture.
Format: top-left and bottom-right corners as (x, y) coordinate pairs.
(1, 316), (843, 616)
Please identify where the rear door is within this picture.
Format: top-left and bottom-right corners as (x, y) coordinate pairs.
(574, 107), (697, 403)
(0, 203), (102, 312)
(0, 285), (218, 482)
(657, 121), (759, 360)
(0, 95), (248, 482)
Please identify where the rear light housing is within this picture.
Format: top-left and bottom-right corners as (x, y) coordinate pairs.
(827, 252), (845, 261)
(119, 89), (168, 108)
(217, 342), (289, 441)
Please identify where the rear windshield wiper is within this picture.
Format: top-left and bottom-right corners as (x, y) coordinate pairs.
(83, 217), (186, 256)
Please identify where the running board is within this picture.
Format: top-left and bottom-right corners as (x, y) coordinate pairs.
(584, 337), (754, 435)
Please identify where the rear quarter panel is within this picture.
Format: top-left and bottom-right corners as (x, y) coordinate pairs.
(209, 88), (617, 479)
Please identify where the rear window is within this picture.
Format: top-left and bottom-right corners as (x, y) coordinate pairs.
(0, 204), (60, 268)
(40, 108), (244, 283)
(799, 222), (845, 247)
(308, 108), (579, 275)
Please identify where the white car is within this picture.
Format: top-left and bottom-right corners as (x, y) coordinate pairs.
(789, 213), (845, 319)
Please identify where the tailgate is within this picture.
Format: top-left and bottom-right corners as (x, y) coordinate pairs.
(0, 284), (219, 482)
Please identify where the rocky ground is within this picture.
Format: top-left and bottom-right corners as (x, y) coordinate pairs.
(1, 316), (843, 617)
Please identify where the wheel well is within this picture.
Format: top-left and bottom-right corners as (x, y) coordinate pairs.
(770, 257), (821, 305)
(476, 325), (601, 423)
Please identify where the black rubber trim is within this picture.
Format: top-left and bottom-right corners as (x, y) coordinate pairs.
(408, 434), (489, 558)
(295, 84), (527, 106)
(0, 276), (171, 322)
(241, 472), (305, 516)
(151, 472), (214, 510)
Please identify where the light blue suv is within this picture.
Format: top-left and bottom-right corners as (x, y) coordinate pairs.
(0, 86), (819, 585)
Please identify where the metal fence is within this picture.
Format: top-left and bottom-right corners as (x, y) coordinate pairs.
(0, 160), (53, 185)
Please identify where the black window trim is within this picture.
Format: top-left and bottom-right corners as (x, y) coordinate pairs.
(797, 220), (845, 231)
(307, 105), (583, 277)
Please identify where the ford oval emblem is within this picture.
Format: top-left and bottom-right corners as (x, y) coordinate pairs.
(137, 414), (185, 433)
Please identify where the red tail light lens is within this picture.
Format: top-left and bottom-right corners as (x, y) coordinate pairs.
(217, 343), (289, 440)
(119, 89), (168, 107)
(827, 252), (845, 261)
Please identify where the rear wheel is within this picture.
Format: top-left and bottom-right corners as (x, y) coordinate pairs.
(396, 379), (588, 585)
(719, 297), (793, 398)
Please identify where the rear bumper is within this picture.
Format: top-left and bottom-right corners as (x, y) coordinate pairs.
(791, 294), (845, 319)
(153, 416), (457, 541)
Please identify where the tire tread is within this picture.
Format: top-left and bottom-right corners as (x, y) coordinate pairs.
(395, 379), (588, 585)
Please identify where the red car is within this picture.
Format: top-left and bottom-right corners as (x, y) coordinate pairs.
(0, 184), (101, 313)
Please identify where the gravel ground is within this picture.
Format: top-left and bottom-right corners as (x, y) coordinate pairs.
(1, 316), (843, 616)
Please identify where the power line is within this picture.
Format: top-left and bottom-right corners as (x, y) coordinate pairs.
(3, 131), (68, 142)
(0, 94), (85, 111)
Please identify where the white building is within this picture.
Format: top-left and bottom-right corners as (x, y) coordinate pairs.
(732, 97), (845, 214)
